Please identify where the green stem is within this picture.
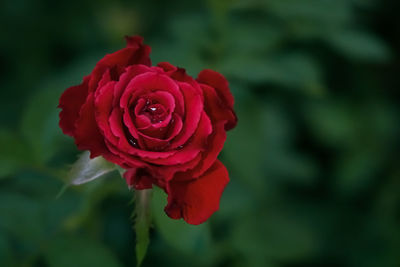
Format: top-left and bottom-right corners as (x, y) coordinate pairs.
(134, 189), (152, 267)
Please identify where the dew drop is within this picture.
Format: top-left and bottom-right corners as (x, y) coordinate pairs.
(128, 137), (138, 148)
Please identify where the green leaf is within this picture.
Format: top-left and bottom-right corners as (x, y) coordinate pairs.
(68, 151), (116, 185)
(134, 189), (152, 267)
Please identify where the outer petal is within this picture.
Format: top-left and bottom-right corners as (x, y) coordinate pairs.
(74, 93), (108, 158)
(58, 76), (90, 136)
(197, 70), (237, 130)
(94, 80), (117, 144)
(173, 121), (226, 181)
(164, 160), (230, 225)
(59, 36), (151, 154)
(201, 83), (237, 130)
(197, 69), (234, 107)
(88, 36), (151, 92)
(157, 62), (200, 89)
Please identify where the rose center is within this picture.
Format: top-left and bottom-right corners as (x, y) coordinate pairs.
(140, 101), (167, 123)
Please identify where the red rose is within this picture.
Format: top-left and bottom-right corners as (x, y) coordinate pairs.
(59, 36), (237, 224)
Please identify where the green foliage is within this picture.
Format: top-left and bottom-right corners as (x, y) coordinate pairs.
(327, 30), (391, 62)
(44, 235), (123, 267)
(1, 0), (400, 266)
(134, 189), (152, 267)
(20, 86), (64, 164)
(0, 130), (30, 178)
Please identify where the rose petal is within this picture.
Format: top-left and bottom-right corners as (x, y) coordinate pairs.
(134, 91), (175, 129)
(108, 108), (178, 159)
(113, 65), (155, 107)
(174, 121), (226, 181)
(158, 62), (200, 89)
(143, 111), (212, 165)
(138, 114), (183, 150)
(164, 160), (230, 225)
(120, 72), (184, 116)
(201, 83), (237, 130)
(121, 72), (184, 145)
(88, 36), (151, 92)
(169, 82), (203, 149)
(150, 153), (202, 182)
(123, 167), (153, 190)
(58, 76), (90, 136)
(74, 93), (107, 158)
(157, 62), (177, 73)
(94, 80), (117, 144)
(197, 69), (234, 108)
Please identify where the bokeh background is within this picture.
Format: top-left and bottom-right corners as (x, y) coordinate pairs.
(1, 0), (400, 266)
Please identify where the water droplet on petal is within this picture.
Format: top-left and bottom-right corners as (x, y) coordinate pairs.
(128, 137), (138, 148)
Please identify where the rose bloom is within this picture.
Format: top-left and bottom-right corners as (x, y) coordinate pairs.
(59, 36), (237, 224)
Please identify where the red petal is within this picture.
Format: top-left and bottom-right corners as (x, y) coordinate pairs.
(169, 82), (203, 149)
(134, 91), (175, 129)
(157, 62), (177, 73)
(88, 36), (151, 92)
(74, 93), (108, 158)
(201, 83), (237, 130)
(108, 108), (178, 159)
(143, 111), (212, 165)
(113, 65), (155, 106)
(164, 160), (230, 225)
(138, 114), (183, 150)
(58, 76), (90, 136)
(94, 80), (118, 144)
(120, 72), (184, 116)
(197, 69), (234, 108)
(173, 121), (226, 181)
(123, 167), (153, 190)
(150, 153), (202, 181)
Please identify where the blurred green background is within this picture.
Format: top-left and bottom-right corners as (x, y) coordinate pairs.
(1, 0), (400, 266)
